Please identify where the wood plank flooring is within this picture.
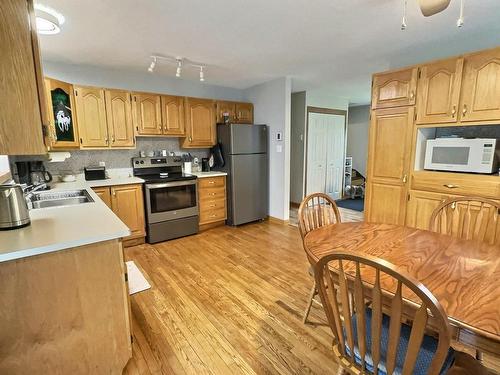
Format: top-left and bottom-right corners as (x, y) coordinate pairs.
(123, 222), (339, 374)
(123, 221), (500, 374)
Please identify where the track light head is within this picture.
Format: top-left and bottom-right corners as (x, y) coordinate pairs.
(199, 66), (205, 82)
(176, 59), (182, 78)
(148, 57), (157, 73)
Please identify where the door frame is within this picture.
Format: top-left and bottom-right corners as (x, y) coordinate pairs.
(304, 106), (348, 199)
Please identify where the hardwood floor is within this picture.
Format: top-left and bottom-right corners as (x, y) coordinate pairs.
(123, 221), (500, 374)
(123, 222), (339, 374)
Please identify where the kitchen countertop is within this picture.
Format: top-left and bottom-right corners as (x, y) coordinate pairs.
(0, 181), (132, 263)
(189, 171), (227, 178)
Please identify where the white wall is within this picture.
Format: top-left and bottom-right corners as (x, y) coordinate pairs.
(346, 105), (370, 176)
(290, 92), (306, 204)
(306, 88), (349, 110)
(243, 77), (292, 221)
(43, 61), (244, 101)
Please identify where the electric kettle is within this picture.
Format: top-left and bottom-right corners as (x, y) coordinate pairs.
(0, 184), (30, 230)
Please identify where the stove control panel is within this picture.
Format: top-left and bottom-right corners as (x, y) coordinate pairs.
(132, 156), (183, 168)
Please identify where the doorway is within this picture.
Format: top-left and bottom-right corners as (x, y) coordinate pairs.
(305, 107), (347, 200)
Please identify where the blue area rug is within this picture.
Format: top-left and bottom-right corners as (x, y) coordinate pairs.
(335, 198), (364, 212)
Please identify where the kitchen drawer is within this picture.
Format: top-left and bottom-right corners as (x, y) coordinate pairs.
(200, 207), (226, 224)
(199, 198), (226, 212)
(199, 176), (225, 189)
(411, 171), (500, 199)
(199, 187), (226, 201)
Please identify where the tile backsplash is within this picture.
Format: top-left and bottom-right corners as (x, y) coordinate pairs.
(11, 137), (209, 176)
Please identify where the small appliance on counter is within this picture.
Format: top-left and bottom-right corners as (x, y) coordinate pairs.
(0, 184), (30, 230)
(201, 158), (210, 172)
(15, 161), (52, 186)
(84, 166), (106, 181)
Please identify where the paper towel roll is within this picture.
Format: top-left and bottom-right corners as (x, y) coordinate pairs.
(47, 152), (71, 162)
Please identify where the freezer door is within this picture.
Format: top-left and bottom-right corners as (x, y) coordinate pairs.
(229, 124), (267, 154)
(228, 153), (268, 225)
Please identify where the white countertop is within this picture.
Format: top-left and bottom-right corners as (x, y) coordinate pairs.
(189, 171), (227, 178)
(53, 169), (145, 188)
(0, 180), (134, 263)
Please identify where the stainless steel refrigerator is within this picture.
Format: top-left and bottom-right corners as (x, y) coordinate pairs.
(216, 123), (268, 225)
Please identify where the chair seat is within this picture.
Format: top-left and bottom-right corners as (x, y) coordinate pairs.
(345, 309), (455, 375)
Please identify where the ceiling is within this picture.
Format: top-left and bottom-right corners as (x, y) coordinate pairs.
(37, 0), (500, 105)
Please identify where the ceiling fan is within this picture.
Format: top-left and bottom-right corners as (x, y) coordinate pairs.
(417, 0), (451, 17)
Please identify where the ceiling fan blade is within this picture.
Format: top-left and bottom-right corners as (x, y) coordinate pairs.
(417, 0), (452, 16)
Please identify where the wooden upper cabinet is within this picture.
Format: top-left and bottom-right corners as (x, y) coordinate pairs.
(0, 0), (46, 155)
(161, 95), (185, 136)
(365, 107), (414, 225)
(216, 101), (236, 123)
(110, 184), (145, 239)
(44, 78), (80, 149)
(460, 47), (500, 122)
(371, 68), (418, 109)
(181, 97), (216, 148)
(416, 58), (464, 124)
(74, 86), (108, 148)
(132, 93), (162, 135)
(235, 102), (254, 123)
(105, 90), (134, 148)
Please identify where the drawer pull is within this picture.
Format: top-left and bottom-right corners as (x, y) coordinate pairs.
(443, 184), (459, 189)
(210, 214), (217, 218)
(209, 204), (216, 208)
(210, 193), (216, 196)
(208, 181), (215, 184)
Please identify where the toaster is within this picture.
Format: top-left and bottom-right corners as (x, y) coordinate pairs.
(84, 166), (106, 181)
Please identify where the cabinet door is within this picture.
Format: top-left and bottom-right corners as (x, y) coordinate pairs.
(182, 97), (216, 148)
(371, 68), (418, 109)
(0, 0), (46, 155)
(405, 190), (453, 230)
(105, 90), (134, 148)
(416, 58), (463, 124)
(44, 78), (80, 149)
(235, 102), (254, 123)
(161, 95), (185, 136)
(132, 93), (162, 135)
(74, 86), (109, 148)
(365, 107), (414, 225)
(92, 187), (112, 208)
(460, 48), (500, 122)
(110, 184), (145, 239)
(216, 101), (236, 123)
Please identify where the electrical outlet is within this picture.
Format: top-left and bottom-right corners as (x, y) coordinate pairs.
(99, 161), (105, 167)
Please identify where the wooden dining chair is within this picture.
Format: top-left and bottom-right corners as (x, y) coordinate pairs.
(298, 193), (341, 324)
(429, 196), (500, 246)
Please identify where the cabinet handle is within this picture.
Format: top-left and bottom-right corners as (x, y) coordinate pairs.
(209, 204), (216, 208)
(409, 91), (415, 100)
(451, 105), (457, 118)
(210, 214), (217, 218)
(105, 137), (109, 144)
(112, 136), (115, 143)
(208, 181), (215, 184)
(462, 104), (467, 117)
(210, 193), (216, 196)
(402, 174), (408, 183)
(189, 136), (192, 142)
(443, 184), (459, 189)
(112, 190), (116, 196)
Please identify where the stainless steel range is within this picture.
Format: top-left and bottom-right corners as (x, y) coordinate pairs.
(132, 156), (198, 243)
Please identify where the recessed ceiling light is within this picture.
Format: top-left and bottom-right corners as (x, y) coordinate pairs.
(34, 4), (65, 35)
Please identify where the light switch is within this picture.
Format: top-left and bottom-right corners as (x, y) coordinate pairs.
(276, 145), (282, 153)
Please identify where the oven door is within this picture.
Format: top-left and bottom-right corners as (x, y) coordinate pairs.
(145, 180), (198, 223)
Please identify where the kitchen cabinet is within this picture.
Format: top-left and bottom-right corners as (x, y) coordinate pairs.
(460, 47), (500, 122)
(416, 58), (464, 124)
(105, 89), (135, 147)
(44, 78), (80, 149)
(371, 67), (418, 109)
(198, 176), (227, 227)
(216, 101), (237, 123)
(93, 184), (145, 244)
(235, 102), (254, 123)
(405, 190), (454, 230)
(365, 107), (414, 225)
(181, 97), (216, 148)
(132, 93), (162, 135)
(74, 86), (108, 148)
(161, 95), (185, 136)
(0, 0), (47, 155)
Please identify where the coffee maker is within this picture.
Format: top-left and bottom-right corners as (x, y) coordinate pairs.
(15, 161), (52, 186)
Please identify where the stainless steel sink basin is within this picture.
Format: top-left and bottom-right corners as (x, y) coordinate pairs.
(28, 189), (94, 209)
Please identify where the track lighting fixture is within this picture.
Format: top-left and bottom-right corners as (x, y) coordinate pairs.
(456, 0), (464, 27)
(401, 0), (467, 30)
(147, 54), (208, 82)
(176, 59), (182, 78)
(401, 0), (408, 30)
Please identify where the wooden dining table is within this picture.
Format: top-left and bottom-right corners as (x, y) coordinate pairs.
(304, 221), (500, 356)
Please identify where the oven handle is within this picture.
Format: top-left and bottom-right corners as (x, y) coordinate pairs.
(146, 180), (197, 189)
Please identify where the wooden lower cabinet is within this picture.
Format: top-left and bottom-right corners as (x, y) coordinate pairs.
(0, 240), (131, 374)
(405, 190), (454, 230)
(198, 176), (227, 227)
(92, 184), (145, 243)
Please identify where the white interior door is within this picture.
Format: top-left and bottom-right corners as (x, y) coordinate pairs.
(306, 112), (345, 199)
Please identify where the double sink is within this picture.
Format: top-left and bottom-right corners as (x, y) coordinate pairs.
(27, 189), (94, 209)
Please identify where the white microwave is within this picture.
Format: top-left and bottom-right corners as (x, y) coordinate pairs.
(424, 138), (499, 174)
